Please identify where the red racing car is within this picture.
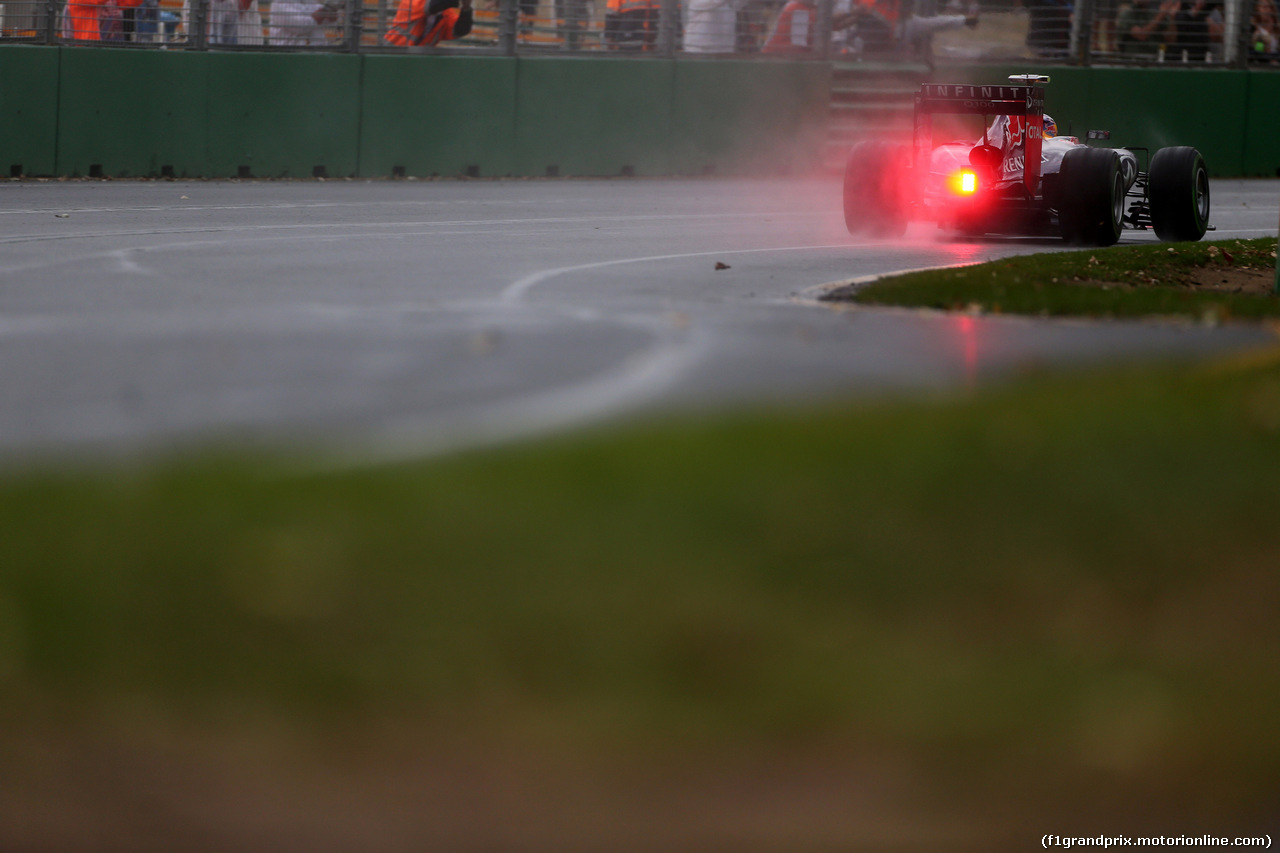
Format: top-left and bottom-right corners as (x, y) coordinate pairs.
(843, 74), (1211, 246)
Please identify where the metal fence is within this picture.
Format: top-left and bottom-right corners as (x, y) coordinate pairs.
(0, 0), (1275, 65)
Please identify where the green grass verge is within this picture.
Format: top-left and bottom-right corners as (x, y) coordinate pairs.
(3, 347), (1280, 814)
(840, 237), (1280, 320)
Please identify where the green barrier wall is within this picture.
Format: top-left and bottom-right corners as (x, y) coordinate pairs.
(360, 55), (517, 178)
(2, 46), (1277, 180)
(57, 48), (208, 177)
(0, 46), (59, 177)
(2, 46), (831, 179)
(672, 59), (830, 175)
(1086, 68), (1248, 176)
(206, 52), (362, 178)
(1243, 72), (1280, 177)
(515, 58), (674, 176)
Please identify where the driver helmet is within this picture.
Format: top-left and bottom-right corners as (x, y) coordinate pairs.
(1042, 115), (1058, 139)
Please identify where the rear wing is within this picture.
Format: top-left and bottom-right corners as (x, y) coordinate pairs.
(913, 82), (1047, 195)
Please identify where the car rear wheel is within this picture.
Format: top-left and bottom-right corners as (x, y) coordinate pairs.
(843, 141), (909, 238)
(1057, 147), (1124, 247)
(1149, 146), (1210, 242)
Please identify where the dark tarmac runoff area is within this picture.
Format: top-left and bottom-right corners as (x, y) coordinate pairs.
(2, 177), (1278, 464)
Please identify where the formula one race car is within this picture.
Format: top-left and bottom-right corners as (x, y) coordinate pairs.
(843, 75), (1211, 246)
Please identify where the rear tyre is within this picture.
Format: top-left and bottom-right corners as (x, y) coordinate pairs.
(843, 141), (909, 237)
(1149, 146), (1209, 242)
(1057, 147), (1124, 247)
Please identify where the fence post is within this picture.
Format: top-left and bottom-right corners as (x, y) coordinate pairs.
(1226, 0), (1253, 66)
(345, 0), (363, 50)
(497, 0), (516, 55)
(190, 0), (208, 47)
(43, 0), (57, 43)
(814, 0), (833, 60)
(557, 0), (584, 50)
(1071, 0), (1094, 65)
(656, 0), (678, 56)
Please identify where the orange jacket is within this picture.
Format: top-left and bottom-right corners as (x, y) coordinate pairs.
(761, 0), (816, 52)
(65, 0), (105, 39)
(385, 0), (472, 45)
(606, 0), (657, 12)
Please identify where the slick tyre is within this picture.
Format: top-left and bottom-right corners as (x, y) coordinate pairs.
(1149, 146), (1210, 242)
(843, 141), (909, 237)
(1058, 147), (1124, 247)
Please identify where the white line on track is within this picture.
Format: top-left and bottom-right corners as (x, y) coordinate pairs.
(326, 244), (862, 462)
(328, 243), (872, 463)
(339, 241), (871, 464)
(334, 310), (709, 468)
(500, 243), (864, 302)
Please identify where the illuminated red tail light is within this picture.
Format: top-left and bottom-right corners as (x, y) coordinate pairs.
(958, 169), (978, 195)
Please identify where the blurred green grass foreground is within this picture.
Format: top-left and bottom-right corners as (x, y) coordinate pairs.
(3, 344), (1280, 849)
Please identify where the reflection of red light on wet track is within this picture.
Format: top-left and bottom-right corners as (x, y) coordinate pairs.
(940, 243), (987, 265)
(956, 314), (978, 386)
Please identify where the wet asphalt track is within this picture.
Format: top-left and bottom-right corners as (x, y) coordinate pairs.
(1, 177), (1277, 464)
